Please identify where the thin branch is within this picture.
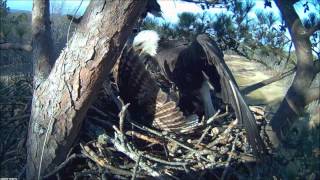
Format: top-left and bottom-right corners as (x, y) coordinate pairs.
(42, 154), (86, 179)
(197, 110), (222, 146)
(112, 131), (164, 179)
(241, 67), (296, 95)
(205, 109), (221, 125)
(221, 134), (239, 180)
(0, 42), (32, 51)
(143, 154), (188, 166)
(125, 131), (163, 145)
(131, 154), (141, 180)
(81, 143), (143, 178)
(207, 119), (238, 149)
(119, 103), (130, 133)
(130, 122), (211, 162)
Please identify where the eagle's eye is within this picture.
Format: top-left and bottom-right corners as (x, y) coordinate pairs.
(137, 42), (143, 48)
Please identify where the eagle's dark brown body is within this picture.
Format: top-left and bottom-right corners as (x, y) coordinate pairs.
(117, 48), (199, 134)
(116, 34), (266, 157)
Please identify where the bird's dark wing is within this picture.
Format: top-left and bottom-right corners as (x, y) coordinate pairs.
(116, 48), (199, 134)
(196, 34), (267, 157)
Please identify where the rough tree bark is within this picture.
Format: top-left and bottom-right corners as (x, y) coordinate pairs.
(26, 0), (147, 179)
(268, 0), (320, 146)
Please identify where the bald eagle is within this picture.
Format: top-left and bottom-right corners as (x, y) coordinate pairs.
(116, 30), (266, 156)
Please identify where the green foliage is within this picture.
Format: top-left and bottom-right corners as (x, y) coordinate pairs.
(0, 0), (10, 41)
(0, 0), (9, 17)
(141, 17), (178, 39)
(211, 13), (236, 49)
(13, 13), (30, 41)
(176, 12), (211, 40)
(303, 12), (320, 60)
(141, 17), (159, 31)
(228, 0), (254, 25)
(177, 12), (197, 29)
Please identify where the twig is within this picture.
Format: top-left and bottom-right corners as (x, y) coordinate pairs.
(205, 109), (221, 125)
(42, 154), (86, 179)
(119, 103), (130, 133)
(80, 143), (142, 178)
(221, 134), (239, 180)
(197, 110), (222, 146)
(80, 143), (109, 167)
(130, 122), (211, 162)
(143, 153), (188, 166)
(207, 119), (238, 149)
(125, 131), (163, 145)
(197, 125), (212, 146)
(111, 132), (164, 179)
(131, 154), (141, 180)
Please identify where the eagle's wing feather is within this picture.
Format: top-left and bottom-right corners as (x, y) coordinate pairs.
(196, 34), (267, 157)
(117, 48), (199, 133)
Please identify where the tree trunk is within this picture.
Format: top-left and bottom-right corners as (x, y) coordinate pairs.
(268, 0), (319, 147)
(31, 0), (53, 88)
(26, 0), (147, 179)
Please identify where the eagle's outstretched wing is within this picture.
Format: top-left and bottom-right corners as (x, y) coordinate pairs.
(196, 34), (267, 157)
(117, 48), (199, 134)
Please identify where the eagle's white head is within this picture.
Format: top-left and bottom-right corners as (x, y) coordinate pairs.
(132, 30), (160, 57)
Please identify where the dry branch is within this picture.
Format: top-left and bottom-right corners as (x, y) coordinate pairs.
(111, 132), (164, 179)
(125, 131), (163, 145)
(42, 154), (86, 179)
(241, 67), (296, 95)
(0, 42), (32, 51)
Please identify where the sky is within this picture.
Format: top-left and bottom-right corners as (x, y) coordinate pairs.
(6, 0), (318, 53)
(5, 0), (281, 22)
(6, 0), (317, 25)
